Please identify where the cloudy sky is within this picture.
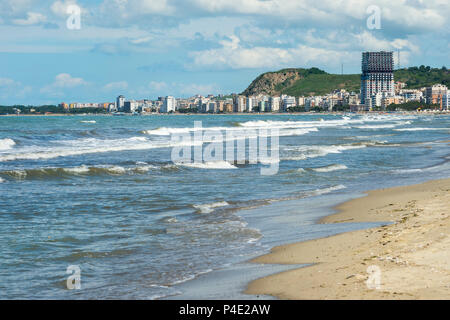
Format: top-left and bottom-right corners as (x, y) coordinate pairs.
(0, 0), (448, 105)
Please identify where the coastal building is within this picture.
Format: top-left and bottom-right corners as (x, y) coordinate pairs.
(207, 102), (217, 113)
(442, 93), (450, 110)
(233, 95), (246, 112)
(246, 97), (254, 112)
(400, 89), (423, 102)
(108, 103), (117, 112)
(124, 100), (138, 113)
(297, 96), (305, 106)
(395, 81), (407, 93)
(425, 84), (448, 105)
(281, 95), (296, 111)
(161, 96), (176, 113)
(224, 103), (233, 113)
(258, 100), (266, 112)
(269, 96), (280, 112)
(361, 51), (394, 107)
(116, 95), (125, 111)
(348, 93), (360, 105)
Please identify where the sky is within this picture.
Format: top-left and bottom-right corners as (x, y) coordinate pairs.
(0, 0), (448, 105)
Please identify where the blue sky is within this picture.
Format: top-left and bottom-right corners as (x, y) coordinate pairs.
(0, 0), (448, 105)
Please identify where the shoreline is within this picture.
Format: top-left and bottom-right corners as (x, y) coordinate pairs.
(1, 111), (449, 117)
(246, 178), (450, 299)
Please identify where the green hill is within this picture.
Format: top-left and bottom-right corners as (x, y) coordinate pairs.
(242, 66), (449, 96)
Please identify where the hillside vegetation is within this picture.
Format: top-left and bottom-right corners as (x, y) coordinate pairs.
(242, 66), (449, 96)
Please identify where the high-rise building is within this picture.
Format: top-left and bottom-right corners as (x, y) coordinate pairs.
(116, 95), (125, 111)
(161, 96), (176, 113)
(361, 51), (394, 106)
(233, 95), (246, 112)
(269, 96), (280, 112)
(246, 97), (254, 112)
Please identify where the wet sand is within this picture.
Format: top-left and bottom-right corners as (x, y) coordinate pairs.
(246, 178), (450, 299)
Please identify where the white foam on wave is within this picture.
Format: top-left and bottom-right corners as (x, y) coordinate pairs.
(143, 127), (208, 135)
(0, 177), (4, 183)
(239, 118), (356, 129)
(392, 161), (450, 174)
(104, 166), (126, 174)
(282, 144), (365, 161)
(394, 127), (450, 132)
(0, 125), (317, 162)
(0, 138), (16, 150)
(143, 126), (318, 138)
(193, 201), (230, 213)
(0, 136), (158, 162)
(80, 120), (96, 124)
(311, 184), (346, 196)
(312, 164), (348, 172)
(63, 165), (90, 174)
(177, 161), (237, 170)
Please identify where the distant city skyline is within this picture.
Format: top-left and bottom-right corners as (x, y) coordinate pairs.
(0, 0), (449, 105)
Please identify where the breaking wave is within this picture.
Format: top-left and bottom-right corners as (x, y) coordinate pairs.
(193, 201), (230, 214)
(311, 164), (348, 172)
(176, 161), (237, 170)
(0, 138), (16, 150)
(394, 127), (450, 132)
(310, 184), (346, 196)
(282, 144), (366, 161)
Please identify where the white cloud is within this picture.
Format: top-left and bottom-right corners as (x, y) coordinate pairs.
(0, 77), (32, 100)
(189, 35), (357, 70)
(40, 73), (87, 96)
(144, 81), (218, 96)
(12, 12), (46, 25)
(52, 73), (87, 88)
(149, 81), (169, 92)
(103, 81), (128, 91)
(50, 0), (85, 17)
(0, 78), (17, 87)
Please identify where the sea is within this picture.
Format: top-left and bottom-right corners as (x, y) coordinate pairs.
(0, 113), (449, 299)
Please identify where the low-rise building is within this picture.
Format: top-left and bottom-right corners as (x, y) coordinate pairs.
(426, 84), (448, 105)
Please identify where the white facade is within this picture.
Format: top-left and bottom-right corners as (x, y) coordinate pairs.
(246, 97), (254, 112)
(116, 95), (125, 111)
(269, 97), (280, 112)
(400, 90), (423, 102)
(161, 96), (176, 113)
(124, 100), (139, 113)
(282, 96), (296, 111)
(443, 93), (450, 110)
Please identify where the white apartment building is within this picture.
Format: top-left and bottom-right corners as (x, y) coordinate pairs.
(116, 95), (125, 111)
(400, 89), (423, 102)
(269, 97), (280, 112)
(161, 96), (176, 113)
(282, 95), (296, 111)
(246, 97), (254, 112)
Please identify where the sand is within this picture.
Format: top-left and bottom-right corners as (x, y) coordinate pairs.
(246, 178), (450, 299)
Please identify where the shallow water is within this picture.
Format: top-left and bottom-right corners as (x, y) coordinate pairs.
(0, 113), (449, 299)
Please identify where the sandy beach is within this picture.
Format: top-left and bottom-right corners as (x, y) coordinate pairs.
(246, 178), (450, 299)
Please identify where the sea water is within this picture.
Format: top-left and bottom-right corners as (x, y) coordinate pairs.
(0, 113), (449, 299)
